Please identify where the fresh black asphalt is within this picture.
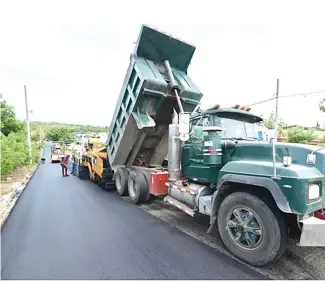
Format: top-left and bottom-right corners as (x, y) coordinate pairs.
(1, 142), (266, 279)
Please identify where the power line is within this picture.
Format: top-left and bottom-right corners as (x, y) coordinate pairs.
(246, 90), (325, 107)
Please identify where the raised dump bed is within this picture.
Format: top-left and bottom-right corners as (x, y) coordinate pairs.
(107, 25), (202, 170)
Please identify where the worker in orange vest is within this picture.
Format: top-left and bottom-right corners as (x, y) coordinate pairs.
(60, 154), (70, 177)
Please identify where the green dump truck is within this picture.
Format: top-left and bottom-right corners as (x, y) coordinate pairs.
(91, 25), (325, 266)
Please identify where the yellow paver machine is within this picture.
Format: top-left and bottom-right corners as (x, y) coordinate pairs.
(77, 137), (114, 188)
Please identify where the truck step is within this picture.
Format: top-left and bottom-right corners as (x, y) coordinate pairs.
(164, 195), (195, 217)
(198, 196), (212, 216)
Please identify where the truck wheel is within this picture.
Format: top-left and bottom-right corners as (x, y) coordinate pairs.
(128, 171), (147, 204)
(115, 168), (129, 196)
(217, 192), (287, 266)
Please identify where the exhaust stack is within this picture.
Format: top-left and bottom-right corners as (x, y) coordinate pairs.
(168, 110), (181, 181)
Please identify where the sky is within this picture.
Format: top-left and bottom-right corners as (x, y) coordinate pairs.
(0, 0), (324, 128)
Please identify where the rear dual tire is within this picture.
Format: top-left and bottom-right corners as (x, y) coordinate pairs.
(115, 168), (150, 204)
(128, 171), (149, 204)
(115, 168), (130, 196)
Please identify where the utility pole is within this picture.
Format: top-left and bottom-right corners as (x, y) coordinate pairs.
(24, 85), (32, 164)
(272, 79), (279, 179)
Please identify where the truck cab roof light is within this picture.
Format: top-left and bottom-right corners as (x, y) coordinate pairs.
(215, 104), (220, 109)
(240, 106), (246, 110)
(245, 107), (252, 112)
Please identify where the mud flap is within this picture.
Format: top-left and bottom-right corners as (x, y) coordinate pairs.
(207, 221), (217, 234)
(132, 108), (156, 129)
(298, 216), (325, 246)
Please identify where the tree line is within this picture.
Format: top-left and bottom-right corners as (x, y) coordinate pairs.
(0, 98), (108, 179)
(1, 99), (41, 178)
(261, 99), (325, 144)
(1, 96), (324, 179)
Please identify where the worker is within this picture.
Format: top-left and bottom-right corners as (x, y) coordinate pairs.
(60, 154), (70, 177)
(70, 153), (77, 176)
(82, 146), (87, 162)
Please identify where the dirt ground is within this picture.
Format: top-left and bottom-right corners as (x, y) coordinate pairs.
(1, 165), (36, 195)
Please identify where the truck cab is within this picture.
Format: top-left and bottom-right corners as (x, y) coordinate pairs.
(168, 103), (325, 266)
(183, 104), (261, 183)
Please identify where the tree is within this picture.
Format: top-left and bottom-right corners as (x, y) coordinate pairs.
(1, 100), (23, 136)
(320, 98), (325, 112)
(45, 127), (74, 143)
(287, 126), (316, 144)
(262, 111), (287, 137)
(262, 111), (286, 130)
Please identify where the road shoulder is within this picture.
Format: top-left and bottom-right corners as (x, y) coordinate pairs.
(1, 163), (39, 230)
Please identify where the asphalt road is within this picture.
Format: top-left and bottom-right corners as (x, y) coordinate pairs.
(41, 141), (53, 163)
(1, 143), (266, 280)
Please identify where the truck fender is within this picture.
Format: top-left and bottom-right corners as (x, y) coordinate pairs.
(207, 174), (292, 233)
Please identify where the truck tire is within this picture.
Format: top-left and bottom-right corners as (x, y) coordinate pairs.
(144, 188), (151, 202)
(115, 168), (129, 196)
(128, 171), (148, 204)
(143, 175), (151, 202)
(217, 191), (287, 267)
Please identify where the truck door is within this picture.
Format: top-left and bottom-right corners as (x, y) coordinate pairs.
(182, 116), (211, 182)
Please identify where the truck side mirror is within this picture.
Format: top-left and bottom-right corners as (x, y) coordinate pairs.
(179, 113), (190, 142)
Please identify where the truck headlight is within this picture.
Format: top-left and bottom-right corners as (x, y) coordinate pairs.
(308, 183), (320, 202)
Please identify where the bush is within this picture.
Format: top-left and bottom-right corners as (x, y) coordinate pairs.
(287, 126), (317, 144)
(1, 131), (41, 179)
(1, 133), (13, 177)
(1, 132), (27, 179)
(32, 145), (41, 163)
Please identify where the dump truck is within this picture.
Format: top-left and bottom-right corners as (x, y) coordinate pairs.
(51, 141), (65, 163)
(79, 25), (325, 266)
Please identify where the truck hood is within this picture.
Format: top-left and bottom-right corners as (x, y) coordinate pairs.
(230, 141), (325, 176)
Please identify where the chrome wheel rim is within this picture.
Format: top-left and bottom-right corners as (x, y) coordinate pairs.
(226, 207), (263, 249)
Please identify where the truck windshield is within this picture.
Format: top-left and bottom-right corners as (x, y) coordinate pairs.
(213, 116), (258, 140)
